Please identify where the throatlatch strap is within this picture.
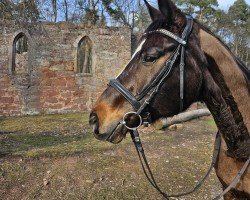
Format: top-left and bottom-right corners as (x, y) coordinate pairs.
(179, 46), (185, 112)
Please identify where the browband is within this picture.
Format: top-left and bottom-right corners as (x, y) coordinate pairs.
(145, 29), (187, 45)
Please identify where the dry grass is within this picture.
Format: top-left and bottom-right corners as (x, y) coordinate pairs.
(0, 113), (221, 200)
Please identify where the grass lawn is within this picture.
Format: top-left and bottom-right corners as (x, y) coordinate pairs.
(0, 112), (221, 200)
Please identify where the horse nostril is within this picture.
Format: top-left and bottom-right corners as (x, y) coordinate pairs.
(89, 112), (99, 126)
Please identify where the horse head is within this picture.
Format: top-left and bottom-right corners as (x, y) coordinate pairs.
(89, 0), (207, 144)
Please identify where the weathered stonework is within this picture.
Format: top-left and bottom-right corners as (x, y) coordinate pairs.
(0, 20), (131, 116)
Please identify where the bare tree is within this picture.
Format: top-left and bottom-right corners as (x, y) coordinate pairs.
(51, 0), (57, 22)
(62, 0), (69, 21)
(102, 0), (139, 31)
(0, 0), (39, 22)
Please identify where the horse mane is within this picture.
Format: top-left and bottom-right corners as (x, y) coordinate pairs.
(235, 58), (250, 85)
(196, 20), (250, 86)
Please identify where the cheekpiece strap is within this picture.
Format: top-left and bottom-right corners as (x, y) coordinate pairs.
(179, 15), (193, 112)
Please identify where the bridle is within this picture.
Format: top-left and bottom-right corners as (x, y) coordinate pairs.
(109, 16), (193, 123)
(107, 15), (250, 199)
(108, 15), (193, 139)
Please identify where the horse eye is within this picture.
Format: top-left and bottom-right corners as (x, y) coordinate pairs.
(143, 55), (158, 63)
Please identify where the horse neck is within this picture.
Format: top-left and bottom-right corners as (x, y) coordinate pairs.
(198, 28), (249, 157)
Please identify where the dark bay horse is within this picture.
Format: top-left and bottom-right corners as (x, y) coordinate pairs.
(89, 0), (250, 199)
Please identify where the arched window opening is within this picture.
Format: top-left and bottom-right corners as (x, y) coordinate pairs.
(77, 36), (92, 74)
(12, 33), (28, 74)
(16, 34), (28, 54)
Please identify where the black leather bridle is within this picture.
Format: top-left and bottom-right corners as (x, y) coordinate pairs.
(109, 15), (193, 131)
(108, 16), (196, 199)
(106, 15), (250, 199)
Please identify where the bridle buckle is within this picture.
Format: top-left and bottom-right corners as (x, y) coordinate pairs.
(142, 112), (152, 127)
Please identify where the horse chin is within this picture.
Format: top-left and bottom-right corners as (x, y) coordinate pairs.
(108, 123), (128, 144)
(93, 123), (128, 144)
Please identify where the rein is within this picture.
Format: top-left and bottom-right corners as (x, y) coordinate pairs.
(108, 15), (250, 199)
(131, 130), (221, 199)
(131, 130), (249, 200)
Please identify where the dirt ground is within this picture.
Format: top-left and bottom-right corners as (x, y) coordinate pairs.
(0, 113), (222, 200)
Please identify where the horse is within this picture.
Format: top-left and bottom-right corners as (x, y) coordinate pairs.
(89, 0), (250, 199)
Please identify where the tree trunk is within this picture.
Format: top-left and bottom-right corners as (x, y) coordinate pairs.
(64, 0), (68, 21)
(52, 0), (57, 22)
(153, 109), (211, 130)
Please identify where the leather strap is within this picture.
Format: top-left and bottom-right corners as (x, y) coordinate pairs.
(137, 45), (181, 101)
(182, 15), (194, 40)
(179, 46), (185, 112)
(145, 29), (187, 45)
(213, 156), (250, 200)
(131, 130), (250, 199)
(109, 79), (141, 110)
(131, 131), (221, 199)
(179, 15), (193, 112)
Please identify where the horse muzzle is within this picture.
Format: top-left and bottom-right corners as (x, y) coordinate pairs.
(89, 112), (127, 144)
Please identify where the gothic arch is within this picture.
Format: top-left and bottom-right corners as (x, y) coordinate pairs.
(9, 29), (34, 74)
(74, 35), (95, 75)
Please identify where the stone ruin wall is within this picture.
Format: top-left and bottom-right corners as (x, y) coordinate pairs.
(0, 20), (131, 116)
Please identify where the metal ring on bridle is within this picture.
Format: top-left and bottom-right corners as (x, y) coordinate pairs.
(122, 112), (143, 130)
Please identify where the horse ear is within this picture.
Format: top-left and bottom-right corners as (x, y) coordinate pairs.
(143, 0), (163, 21)
(157, 0), (178, 22)
(158, 0), (186, 27)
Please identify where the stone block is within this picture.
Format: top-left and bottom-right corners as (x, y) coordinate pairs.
(0, 96), (14, 103)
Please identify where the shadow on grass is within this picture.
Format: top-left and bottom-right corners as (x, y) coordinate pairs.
(0, 112), (100, 158)
(0, 131), (93, 158)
